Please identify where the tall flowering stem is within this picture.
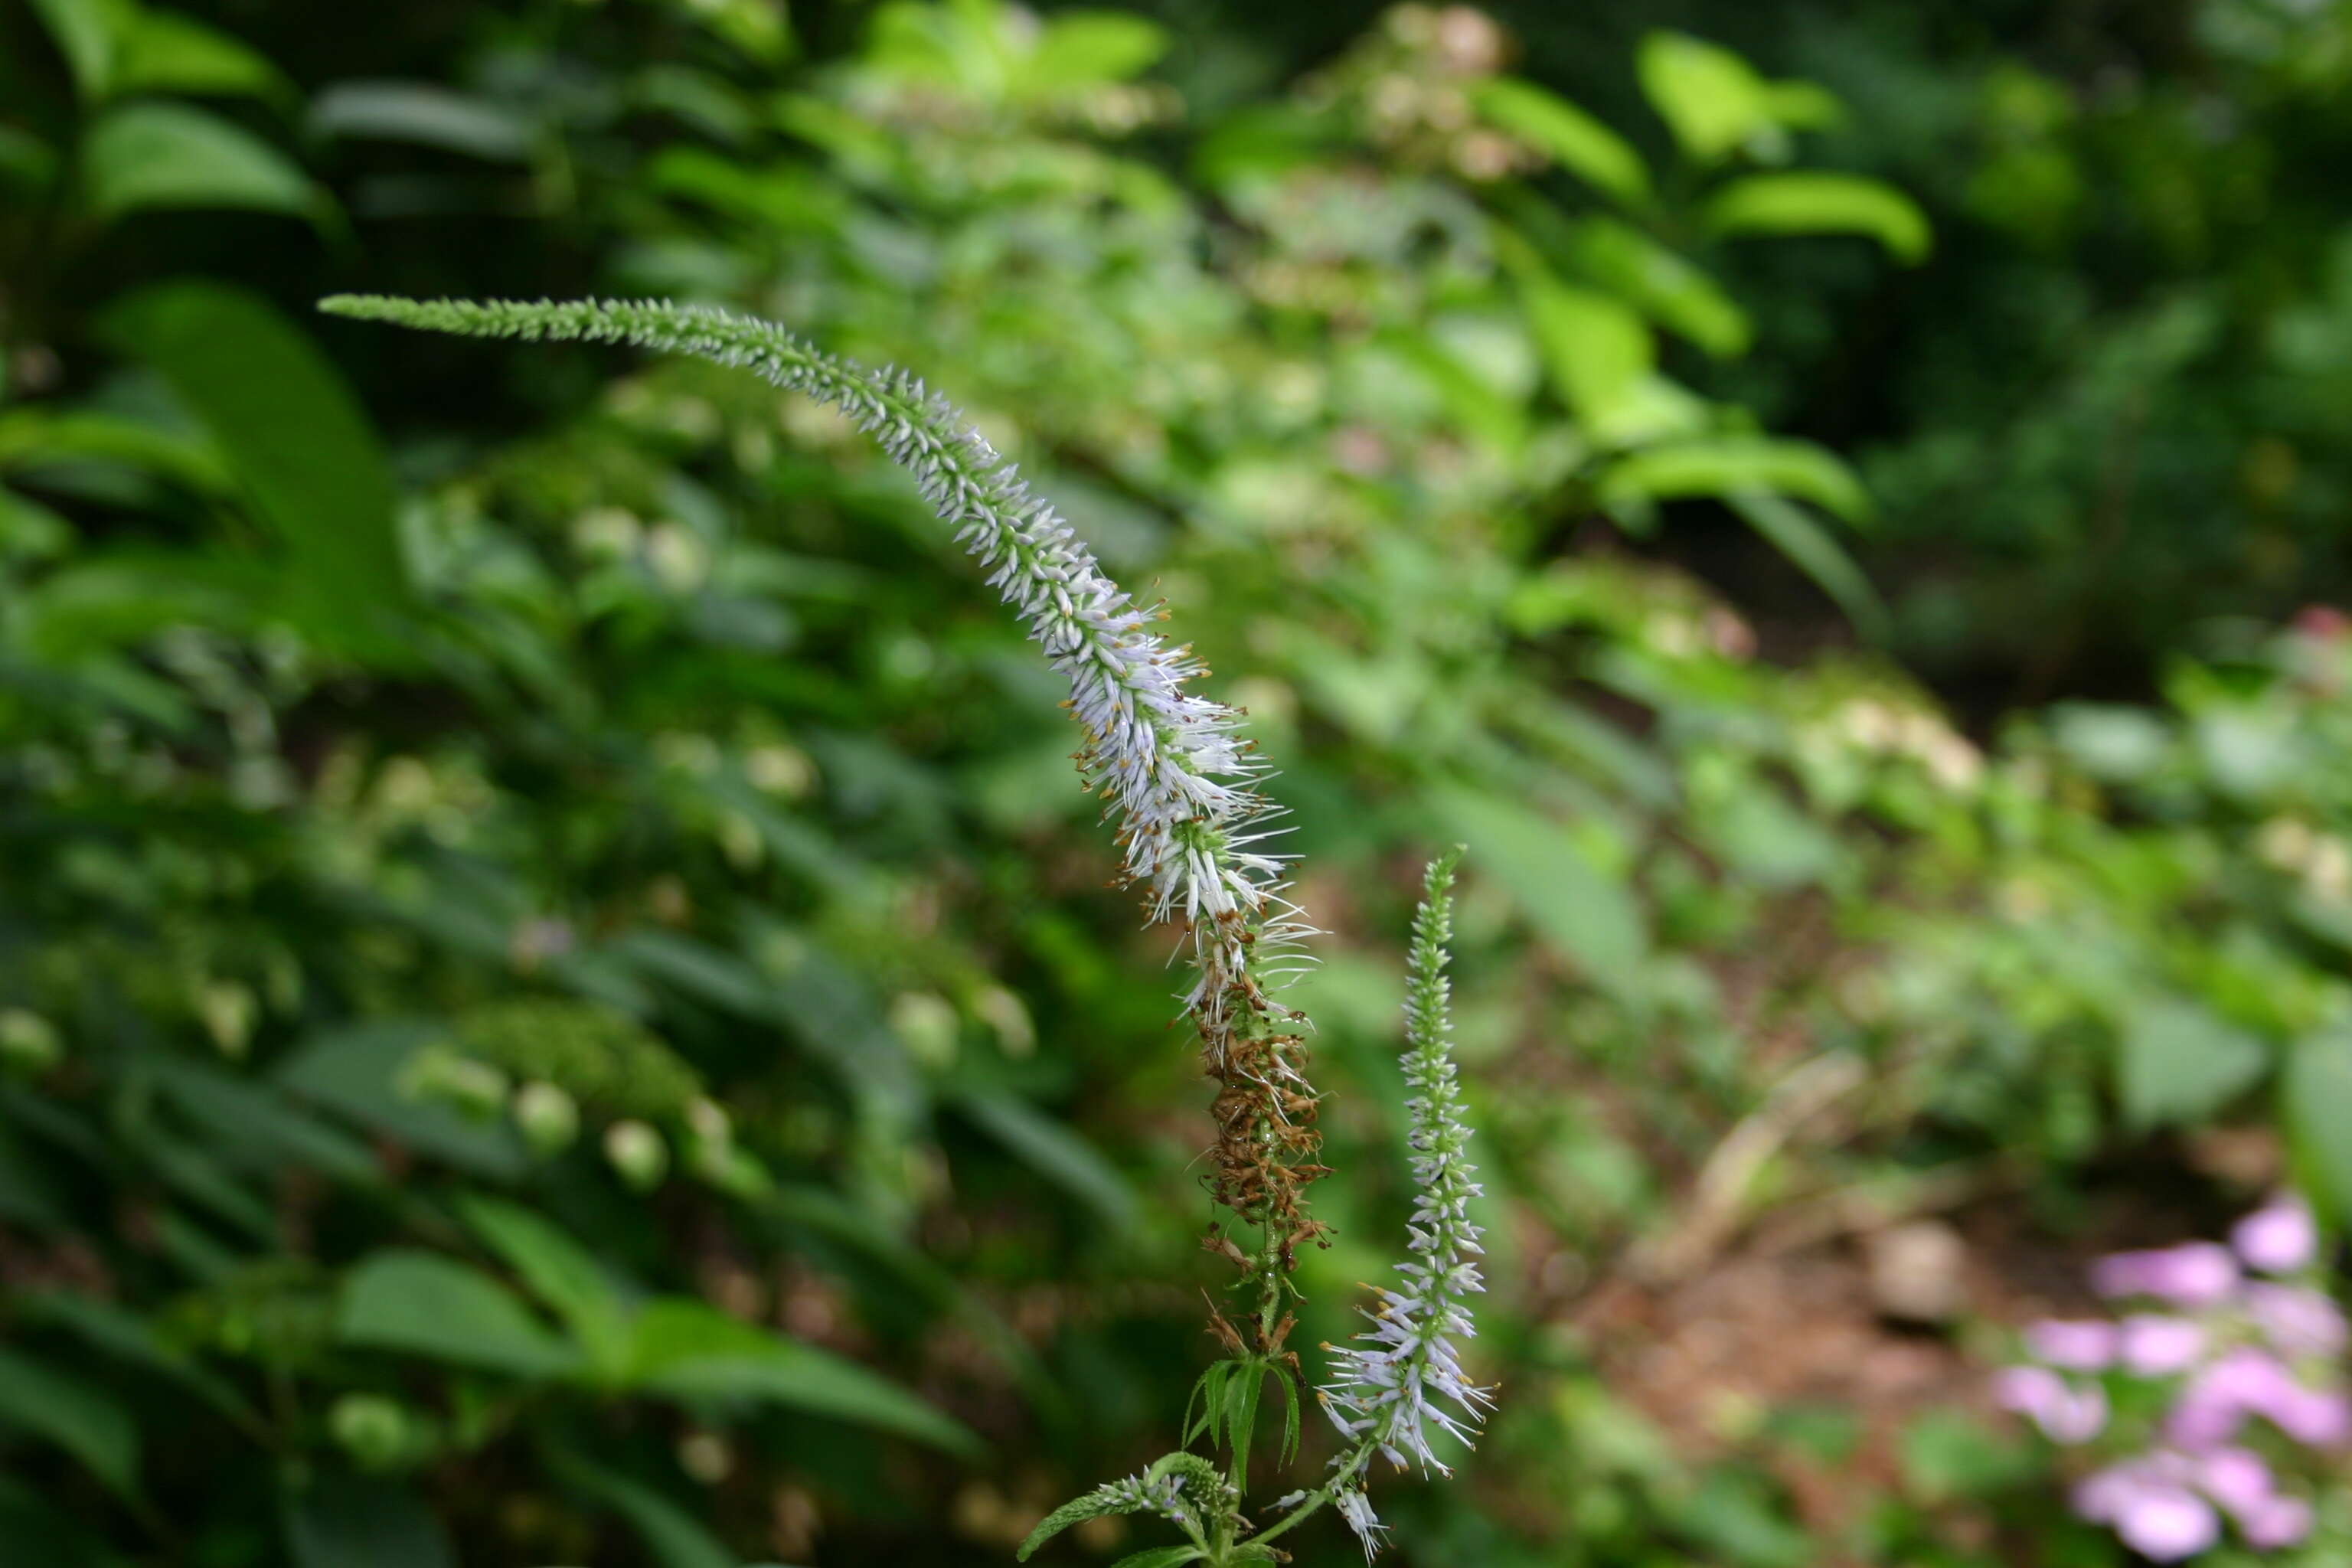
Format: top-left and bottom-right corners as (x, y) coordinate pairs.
(1256, 847), (1491, 1557)
(318, 296), (1328, 1335)
(325, 296), (1494, 1562)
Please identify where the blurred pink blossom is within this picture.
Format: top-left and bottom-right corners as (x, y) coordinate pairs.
(1994, 1365), (2109, 1444)
(2092, 1242), (2239, 1307)
(2118, 1314), (2207, 1377)
(2245, 1281), (2347, 1359)
(2231, 1195), (2318, 1275)
(2026, 1318), (2119, 1370)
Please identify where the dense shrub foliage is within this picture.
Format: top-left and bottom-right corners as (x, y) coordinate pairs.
(6, 2), (2352, 1566)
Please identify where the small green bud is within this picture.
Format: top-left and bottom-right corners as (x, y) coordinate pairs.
(330, 1393), (411, 1470)
(0, 1009), (62, 1074)
(511, 1080), (580, 1156)
(603, 1119), (668, 1190)
(396, 1045), (510, 1120)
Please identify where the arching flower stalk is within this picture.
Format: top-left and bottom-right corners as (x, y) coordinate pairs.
(320, 294), (1328, 1340)
(321, 296), (1490, 1562)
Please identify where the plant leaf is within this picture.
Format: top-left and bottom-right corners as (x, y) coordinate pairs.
(2119, 999), (2269, 1132)
(79, 102), (321, 224)
(2287, 1027), (2352, 1224)
(307, 82), (535, 161)
(98, 282), (410, 658)
(1599, 436), (1871, 522)
(1725, 492), (1888, 639)
(626, 1298), (977, 1454)
(546, 1449), (737, 1568)
(1472, 77), (1650, 204)
(0, 1346), (139, 1497)
(457, 1195), (635, 1378)
(1705, 172), (1931, 263)
(954, 1087), (1140, 1231)
(283, 1473), (457, 1568)
(116, 10), (285, 100)
(1432, 784), (1647, 995)
(337, 1251), (583, 1380)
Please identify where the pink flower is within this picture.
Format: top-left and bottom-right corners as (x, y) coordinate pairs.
(2092, 1243), (2239, 1307)
(2245, 1282), (2347, 1359)
(2025, 1318), (2120, 1370)
(2241, 1494), (2315, 1550)
(2114, 1488), (2222, 1562)
(2231, 1195), (2318, 1275)
(1994, 1365), (2108, 1444)
(2166, 1348), (2290, 1449)
(2266, 1384), (2350, 1446)
(2193, 1446), (2274, 1517)
(2119, 1314), (2207, 1376)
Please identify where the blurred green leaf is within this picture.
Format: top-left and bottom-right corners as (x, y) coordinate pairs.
(338, 1252), (583, 1380)
(457, 1196), (635, 1377)
(1472, 78), (1651, 204)
(955, 1086), (1141, 1232)
(1726, 492), (1887, 639)
(1705, 172), (1932, 263)
(99, 282), (408, 657)
(1027, 12), (1167, 87)
(1432, 784), (1647, 995)
(547, 1449), (736, 1568)
(26, 0), (119, 100)
(1564, 217), (1750, 357)
(116, 11), (285, 100)
(1638, 31), (1837, 165)
(2287, 1027), (2352, 1224)
(0, 1346), (139, 1497)
(626, 1298), (978, 1454)
(2119, 999), (2269, 1131)
(78, 102), (321, 223)
(283, 1474), (456, 1568)
(308, 82), (534, 161)
(273, 1023), (530, 1180)
(1600, 436), (1871, 521)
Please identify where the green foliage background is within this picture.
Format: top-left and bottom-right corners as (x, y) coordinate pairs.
(8, 0), (2352, 1563)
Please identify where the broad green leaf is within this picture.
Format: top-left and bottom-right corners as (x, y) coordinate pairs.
(1599, 436), (1871, 522)
(546, 1450), (735, 1568)
(283, 1474), (456, 1568)
(456, 1196), (634, 1377)
(27, 0), (122, 100)
(2119, 999), (2269, 1131)
(1564, 217), (1750, 358)
(338, 1252), (583, 1380)
(1705, 172), (1932, 263)
(273, 1023), (529, 1179)
(955, 1087), (1140, 1231)
(1430, 785), (1647, 994)
(116, 11), (284, 100)
(307, 82), (534, 161)
(1637, 31), (1839, 165)
(1520, 273), (1650, 428)
(1472, 78), (1651, 204)
(1637, 31), (1773, 164)
(1726, 492), (1888, 639)
(0, 1346), (139, 1497)
(99, 282), (408, 657)
(151, 1058), (381, 1184)
(626, 1298), (977, 1454)
(2286, 1027), (2352, 1224)
(1027, 12), (1168, 87)
(79, 102), (321, 224)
